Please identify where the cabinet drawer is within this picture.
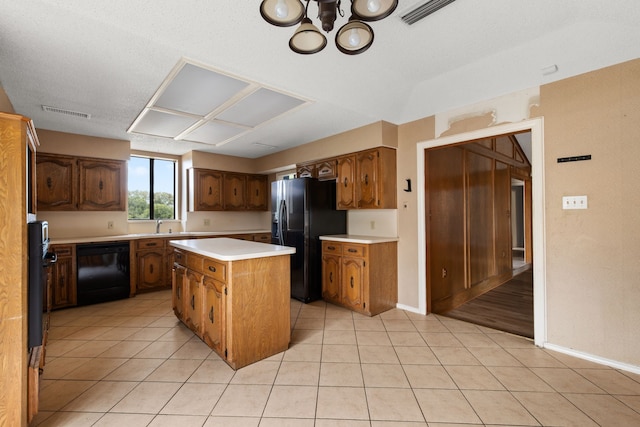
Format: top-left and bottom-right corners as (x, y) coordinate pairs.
(203, 259), (227, 282)
(322, 241), (342, 255)
(187, 253), (203, 272)
(52, 245), (74, 257)
(136, 239), (165, 250)
(173, 249), (186, 265)
(343, 244), (365, 258)
(316, 159), (337, 180)
(253, 233), (271, 243)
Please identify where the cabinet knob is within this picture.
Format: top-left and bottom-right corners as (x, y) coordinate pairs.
(343, 177), (348, 188)
(234, 188), (237, 196)
(350, 277), (354, 288)
(208, 186), (212, 195)
(149, 264), (154, 274)
(327, 246), (335, 251)
(99, 180), (104, 191)
(329, 272), (333, 283)
(208, 266), (217, 273)
(191, 295), (195, 309)
(364, 174), (369, 186)
(46, 177), (52, 189)
(348, 248), (357, 253)
(209, 306), (214, 323)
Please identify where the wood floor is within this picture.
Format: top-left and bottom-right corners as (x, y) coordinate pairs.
(441, 266), (534, 338)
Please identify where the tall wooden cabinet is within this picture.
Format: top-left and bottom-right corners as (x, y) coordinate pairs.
(0, 112), (40, 426)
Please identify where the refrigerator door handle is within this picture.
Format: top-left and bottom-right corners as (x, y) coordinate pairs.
(278, 200), (286, 246)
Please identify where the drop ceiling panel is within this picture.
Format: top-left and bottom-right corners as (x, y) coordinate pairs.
(130, 109), (199, 138)
(183, 120), (248, 145)
(216, 87), (307, 127)
(154, 63), (251, 115)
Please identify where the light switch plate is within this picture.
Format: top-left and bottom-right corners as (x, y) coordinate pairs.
(562, 195), (588, 210)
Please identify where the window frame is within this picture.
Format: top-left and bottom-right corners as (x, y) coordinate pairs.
(128, 155), (178, 220)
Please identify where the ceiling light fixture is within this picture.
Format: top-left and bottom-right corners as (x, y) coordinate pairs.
(260, 0), (398, 55)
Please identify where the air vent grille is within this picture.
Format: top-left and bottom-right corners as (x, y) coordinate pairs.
(401, 0), (457, 25)
(42, 105), (91, 119)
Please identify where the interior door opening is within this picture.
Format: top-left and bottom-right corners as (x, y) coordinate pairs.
(426, 130), (534, 338)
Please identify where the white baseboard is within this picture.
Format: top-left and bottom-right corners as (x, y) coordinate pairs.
(544, 343), (640, 375)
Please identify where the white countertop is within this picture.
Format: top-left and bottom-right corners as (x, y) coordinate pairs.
(50, 230), (270, 245)
(319, 234), (399, 244)
(170, 237), (296, 261)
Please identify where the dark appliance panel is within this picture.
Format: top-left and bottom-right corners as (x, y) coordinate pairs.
(271, 178), (347, 302)
(76, 242), (130, 306)
(28, 220), (56, 349)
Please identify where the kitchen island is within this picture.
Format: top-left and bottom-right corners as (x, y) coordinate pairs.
(170, 238), (295, 369)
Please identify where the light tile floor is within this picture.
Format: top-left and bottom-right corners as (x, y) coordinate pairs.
(32, 290), (640, 426)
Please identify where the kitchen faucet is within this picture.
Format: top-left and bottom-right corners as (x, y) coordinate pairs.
(155, 219), (163, 233)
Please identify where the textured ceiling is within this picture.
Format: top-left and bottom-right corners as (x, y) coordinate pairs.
(1, 0), (639, 158)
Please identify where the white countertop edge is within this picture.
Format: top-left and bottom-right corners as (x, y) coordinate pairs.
(50, 230), (270, 245)
(319, 235), (399, 244)
(170, 237), (295, 261)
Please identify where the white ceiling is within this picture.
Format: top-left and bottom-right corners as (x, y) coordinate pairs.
(1, 1), (639, 159)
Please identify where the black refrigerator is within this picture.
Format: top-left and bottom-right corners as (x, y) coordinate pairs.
(272, 178), (347, 302)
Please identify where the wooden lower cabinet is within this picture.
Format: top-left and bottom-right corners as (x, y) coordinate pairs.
(172, 247), (290, 369)
(321, 240), (397, 316)
(48, 244), (76, 309)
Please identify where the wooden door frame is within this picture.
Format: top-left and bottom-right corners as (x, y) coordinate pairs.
(416, 118), (547, 346)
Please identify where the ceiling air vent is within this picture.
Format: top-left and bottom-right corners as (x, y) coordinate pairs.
(42, 105), (91, 119)
(401, 0), (457, 25)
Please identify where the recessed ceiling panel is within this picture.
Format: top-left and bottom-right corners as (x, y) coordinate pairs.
(130, 109), (199, 138)
(155, 63), (250, 116)
(183, 120), (248, 145)
(217, 88), (306, 127)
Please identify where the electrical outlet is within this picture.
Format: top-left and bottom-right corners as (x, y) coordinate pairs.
(370, 221), (375, 230)
(107, 221), (114, 230)
(204, 218), (211, 226)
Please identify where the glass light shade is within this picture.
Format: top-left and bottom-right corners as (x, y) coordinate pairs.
(289, 18), (327, 54)
(260, 0), (305, 27)
(351, 0), (398, 21)
(336, 19), (373, 55)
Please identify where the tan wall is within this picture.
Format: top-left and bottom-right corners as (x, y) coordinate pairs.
(0, 86), (15, 113)
(396, 117), (435, 307)
(536, 59), (640, 365)
(254, 120), (398, 173)
(396, 59), (640, 367)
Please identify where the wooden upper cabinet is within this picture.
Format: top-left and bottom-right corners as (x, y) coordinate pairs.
(246, 174), (268, 211)
(336, 147), (396, 210)
(78, 158), (126, 211)
(336, 155), (356, 209)
(224, 173), (246, 210)
(191, 168), (224, 211)
(316, 159), (337, 180)
(296, 162), (316, 178)
(189, 168), (268, 212)
(37, 153), (125, 211)
(36, 154), (77, 210)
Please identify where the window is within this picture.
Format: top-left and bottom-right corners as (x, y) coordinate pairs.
(128, 156), (176, 219)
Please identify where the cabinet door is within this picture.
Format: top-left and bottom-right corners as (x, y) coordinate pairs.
(296, 163), (315, 178)
(172, 264), (186, 319)
(185, 270), (203, 333)
(322, 254), (341, 304)
(316, 159), (337, 180)
(51, 256), (76, 309)
(224, 173), (246, 210)
(136, 250), (166, 291)
(341, 257), (365, 312)
(336, 155), (356, 209)
(202, 276), (225, 356)
(78, 159), (126, 211)
(246, 174), (268, 211)
(356, 149), (380, 209)
(194, 169), (224, 211)
(36, 154), (77, 210)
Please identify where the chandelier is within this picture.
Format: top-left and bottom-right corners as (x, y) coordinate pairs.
(260, 0), (398, 55)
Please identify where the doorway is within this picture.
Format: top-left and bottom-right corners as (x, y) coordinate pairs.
(416, 118), (546, 346)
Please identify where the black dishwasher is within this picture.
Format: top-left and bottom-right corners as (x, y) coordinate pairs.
(76, 241), (130, 306)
